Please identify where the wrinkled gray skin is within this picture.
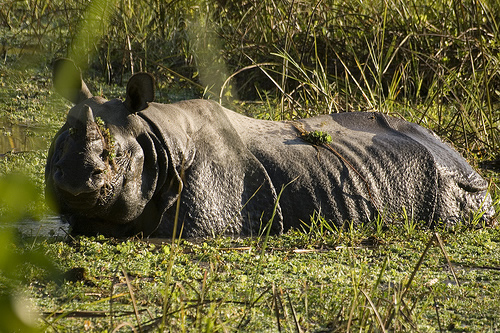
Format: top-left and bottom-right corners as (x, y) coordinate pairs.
(46, 59), (495, 237)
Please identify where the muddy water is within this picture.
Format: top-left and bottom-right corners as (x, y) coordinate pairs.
(0, 120), (49, 154)
(0, 216), (69, 238)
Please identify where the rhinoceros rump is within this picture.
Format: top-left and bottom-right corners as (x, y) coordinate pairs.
(46, 59), (495, 237)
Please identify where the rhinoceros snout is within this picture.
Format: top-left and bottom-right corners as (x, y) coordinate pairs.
(53, 164), (105, 197)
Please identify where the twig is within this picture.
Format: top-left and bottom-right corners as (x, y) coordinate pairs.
(292, 248), (330, 253)
(434, 232), (460, 287)
(43, 309), (146, 318)
(402, 234), (435, 299)
(434, 297), (443, 333)
(217, 246), (252, 252)
(273, 284), (282, 333)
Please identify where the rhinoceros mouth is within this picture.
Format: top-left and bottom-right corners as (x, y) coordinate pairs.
(57, 188), (100, 209)
(57, 183), (117, 212)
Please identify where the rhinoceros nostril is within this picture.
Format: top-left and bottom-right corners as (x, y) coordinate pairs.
(53, 165), (65, 183)
(90, 169), (107, 190)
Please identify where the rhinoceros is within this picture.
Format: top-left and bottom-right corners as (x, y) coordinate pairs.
(45, 59), (495, 237)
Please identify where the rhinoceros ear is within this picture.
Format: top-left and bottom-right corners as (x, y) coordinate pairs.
(124, 73), (155, 113)
(53, 58), (93, 104)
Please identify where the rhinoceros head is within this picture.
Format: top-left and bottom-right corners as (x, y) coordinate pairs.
(46, 59), (161, 235)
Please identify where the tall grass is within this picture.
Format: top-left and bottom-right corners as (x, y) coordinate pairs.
(2, 0), (498, 158)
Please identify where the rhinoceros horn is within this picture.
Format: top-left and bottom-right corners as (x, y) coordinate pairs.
(82, 104), (94, 123)
(69, 104), (101, 143)
(83, 105), (99, 139)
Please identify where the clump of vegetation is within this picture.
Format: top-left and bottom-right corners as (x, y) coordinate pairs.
(300, 129), (333, 146)
(94, 116), (116, 162)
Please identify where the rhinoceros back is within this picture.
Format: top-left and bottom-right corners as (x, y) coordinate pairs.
(226, 110), (493, 229)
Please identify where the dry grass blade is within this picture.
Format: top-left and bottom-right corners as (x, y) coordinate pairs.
(219, 62), (279, 104)
(287, 291), (303, 333)
(111, 322), (138, 333)
(121, 266), (143, 333)
(434, 232), (460, 287)
(360, 289), (387, 333)
(245, 54), (303, 112)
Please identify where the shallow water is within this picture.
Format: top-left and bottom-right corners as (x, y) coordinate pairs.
(11, 216), (69, 238)
(0, 120), (48, 154)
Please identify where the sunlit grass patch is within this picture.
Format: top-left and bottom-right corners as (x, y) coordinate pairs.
(17, 226), (499, 332)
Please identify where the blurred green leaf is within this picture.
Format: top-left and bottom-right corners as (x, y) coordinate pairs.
(0, 174), (38, 223)
(0, 174), (57, 332)
(0, 293), (39, 333)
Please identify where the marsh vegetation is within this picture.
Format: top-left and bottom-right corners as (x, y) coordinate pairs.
(0, 0), (499, 331)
